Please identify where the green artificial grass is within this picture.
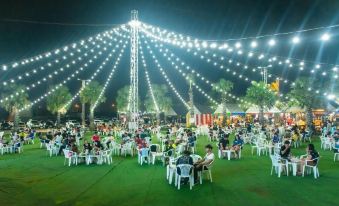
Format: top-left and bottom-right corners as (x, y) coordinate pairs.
(0, 133), (338, 206)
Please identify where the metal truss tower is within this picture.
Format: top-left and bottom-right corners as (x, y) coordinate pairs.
(128, 10), (139, 130)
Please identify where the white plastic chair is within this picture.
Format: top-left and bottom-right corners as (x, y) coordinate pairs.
(150, 144), (163, 165)
(46, 143), (58, 157)
(199, 160), (214, 184)
(302, 157), (320, 179)
(333, 145), (339, 162)
(167, 157), (177, 184)
(175, 164), (194, 190)
(270, 155), (287, 178)
(121, 142), (134, 157)
(101, 150), (113, 165)
(63, 149), (78, 166)
(138, 148), (150, 165)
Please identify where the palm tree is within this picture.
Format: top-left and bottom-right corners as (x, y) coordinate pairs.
(186, 73), (195, 116)
(213, 79), (234, 125)
(288, 77), (326, 132)
(46, 85), (72, 127)
(80, 81), (105, 130)
(245, 81), (276, 125)
(116, 85), (131, 113)
(0, 84), (29, 130)
(145, 84), (173, 121)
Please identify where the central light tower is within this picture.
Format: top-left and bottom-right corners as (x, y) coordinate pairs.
(128, 10), (139, 130)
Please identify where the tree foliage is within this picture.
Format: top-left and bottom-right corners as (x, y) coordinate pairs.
(46, 85), (72, 114)
(0, 84), (29, 112)
(116, 86), (130, 112)
(80, 81), (106, 110)
(245, 81), (276, 124)
(144, 84), (172, 113)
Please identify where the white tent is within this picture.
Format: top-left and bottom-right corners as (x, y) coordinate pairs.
(246, 106), (281, 114)
(214, 104), (231, 114)
(286, 106), (304, 113)
(164, 107), (177, 116)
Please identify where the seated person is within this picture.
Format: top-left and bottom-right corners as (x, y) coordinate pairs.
(218, 133), (229, 150)
(280, 140), (291, 161)
(272, 131), (280, 144)
(187, 134), (195, 148)
(83, 141), (93, 154)
(231, 134), (243, 158)
(91, 132), (100, 142)
(193, 144), (215, 183)
(298, 144), (319, 175)
(71, 143), (79, 154)
(176, 150), (194, 184)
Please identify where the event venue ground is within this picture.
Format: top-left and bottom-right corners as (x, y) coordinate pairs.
(0, 133), (338, 206)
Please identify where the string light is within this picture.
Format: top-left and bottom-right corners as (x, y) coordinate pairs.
(143, 36), (253, 107)
(139, 23), (339, 76)
(3, 27), (128, 86)
(91, 44), (126, 112)
(0, 40), (122, 104)
(1, 25), (126, 72)
(139, 44), (160, 113)
(17, 40), (128, 112)
(142, 39), (189, 109)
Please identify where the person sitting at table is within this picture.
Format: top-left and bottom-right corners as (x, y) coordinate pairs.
(83, 141), (93, 154)
(176, 150), (194, 184)
(71, 143), (79, 154)
(280, 140), (291, 162)
(272, 131), (280, 144)
(193, 144), (215, 184)
(297, 144), (319, 175)
(218, 133), (229, 152)
(231, 134), (243, 158)
(91, 132), (100, 142)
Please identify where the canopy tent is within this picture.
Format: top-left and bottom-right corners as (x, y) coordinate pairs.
(246, 106), (281, 114)
(214, 104), (245, 115)
(214, 104), (231, 114)
(286, 106), (305, 113)
(164, 107), (177, 116)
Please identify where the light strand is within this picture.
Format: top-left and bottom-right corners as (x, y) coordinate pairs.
(1, 24), (126, 72)
(17, 39), (128, 112)
(91, 44), (126, 112)
(142, 39), (189, 109)
(139, 43), (160, 113)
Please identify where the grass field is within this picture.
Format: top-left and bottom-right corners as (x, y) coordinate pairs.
(0, 133), (338, 206)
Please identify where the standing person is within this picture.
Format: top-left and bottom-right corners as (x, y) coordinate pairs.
(193, 144), (215, 183)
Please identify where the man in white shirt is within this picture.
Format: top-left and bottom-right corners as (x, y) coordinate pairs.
(193, 144), (215, 183)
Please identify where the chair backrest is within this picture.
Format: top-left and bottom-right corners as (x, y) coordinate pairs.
(150, 144), (160, 152)
(63, 149), (72, 158)
(176, 164), (193, 177)
(140, 148), (150, 157)
(190, 154), (202, 162)
(270, 155), (281, 166)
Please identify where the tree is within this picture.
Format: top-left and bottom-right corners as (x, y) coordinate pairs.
(116, 86), (131, 113)
(46, 85), (72, 127)
(288, 77), (326, 132)
(245, 81), (276, 125)
(144, 84), (173, 120)
(212, 79), (234, 125)
(0, 84), (29, 130)
(80, 81), (105, 129)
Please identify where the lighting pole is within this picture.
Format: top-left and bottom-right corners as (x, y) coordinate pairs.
(78, 79), (90, 127)
(128, 10), (139, 130)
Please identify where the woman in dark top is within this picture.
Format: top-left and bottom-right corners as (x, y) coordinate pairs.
(298, 144), (319, 175)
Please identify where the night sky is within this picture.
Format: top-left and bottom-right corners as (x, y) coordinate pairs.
(0, 0), (338, 118)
